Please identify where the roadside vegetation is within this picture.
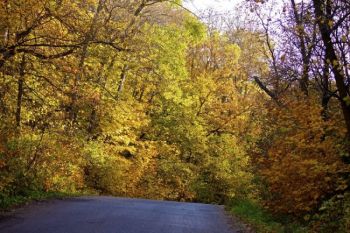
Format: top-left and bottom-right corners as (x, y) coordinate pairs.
(0, 191), (87, 210)
(1, 0), (350, 232)
(228, 198), (308, 233)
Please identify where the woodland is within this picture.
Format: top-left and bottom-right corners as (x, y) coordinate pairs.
(0, 0), (350, 232)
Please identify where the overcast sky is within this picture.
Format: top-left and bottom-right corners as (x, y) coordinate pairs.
(183, 0), (245, 13)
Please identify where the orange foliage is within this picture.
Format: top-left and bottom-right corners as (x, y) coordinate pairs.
(259, 95), (349, 215)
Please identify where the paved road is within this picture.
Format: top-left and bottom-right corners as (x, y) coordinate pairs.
(0, 196), (240, 233)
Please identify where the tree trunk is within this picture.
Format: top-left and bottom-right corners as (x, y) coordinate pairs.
(321, 59), (330, 120)
(15, 54), (25, 133)
(68, 0), (105, 126)
(291, 0), (310, 96)
(313, 0), (350, 140)
(116, 65), (129, 99)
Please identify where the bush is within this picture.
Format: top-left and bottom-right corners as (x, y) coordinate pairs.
(310, 192), (350, 233)
(0, 131), (85, 201)
(228, 198), (307, 233)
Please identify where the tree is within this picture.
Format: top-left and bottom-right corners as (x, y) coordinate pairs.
(312, 0), (350, 141)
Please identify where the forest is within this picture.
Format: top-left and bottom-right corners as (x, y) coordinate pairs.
(0, 0), (349, 232)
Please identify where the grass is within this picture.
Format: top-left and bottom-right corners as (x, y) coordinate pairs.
(227, 198), (308, 233)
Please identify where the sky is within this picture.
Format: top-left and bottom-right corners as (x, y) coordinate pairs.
(183, 0), (245, 13)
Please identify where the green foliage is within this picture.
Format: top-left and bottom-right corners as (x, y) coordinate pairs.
(0, 191), (86, 210)
(183, 15), (207, 43)
(194, 135), (254, 203)
(229, 198), (307, 233)
(310, 192), (350, 233)
(83, 142), (131, 195)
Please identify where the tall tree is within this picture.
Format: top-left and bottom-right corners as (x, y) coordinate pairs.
(312, 0), (350, 140)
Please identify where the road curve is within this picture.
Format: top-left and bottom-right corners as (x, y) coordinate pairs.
(0, 196), (241, 233)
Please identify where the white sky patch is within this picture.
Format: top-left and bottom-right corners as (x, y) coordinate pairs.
(183, 0), (245, 13)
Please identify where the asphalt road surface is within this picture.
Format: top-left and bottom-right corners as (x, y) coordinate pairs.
(0, 196), (242, 233)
